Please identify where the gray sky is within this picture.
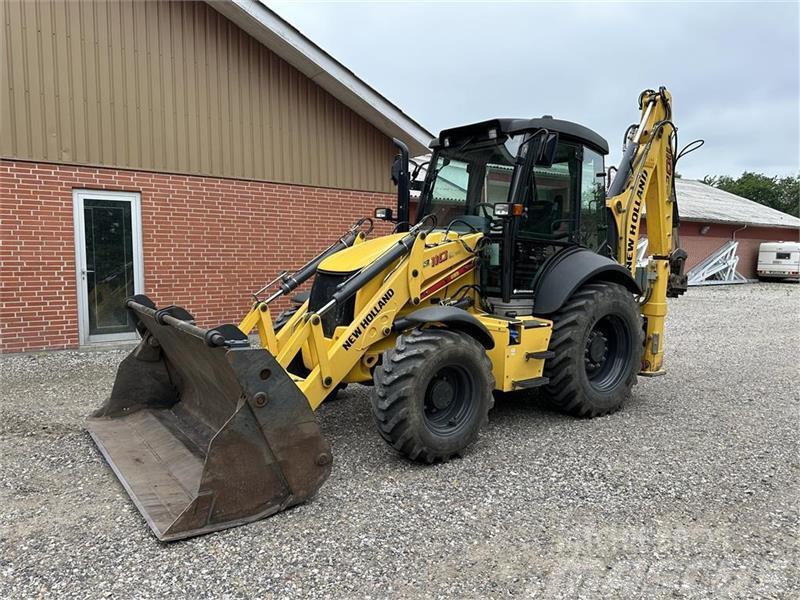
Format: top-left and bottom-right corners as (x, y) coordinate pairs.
(269, 1), (799, 180)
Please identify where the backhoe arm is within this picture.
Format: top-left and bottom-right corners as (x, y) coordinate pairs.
(607, 87), (686, 375)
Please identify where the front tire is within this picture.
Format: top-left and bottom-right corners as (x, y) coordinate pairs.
(372, 328), (494, 462)
(543, 282), (643, 417)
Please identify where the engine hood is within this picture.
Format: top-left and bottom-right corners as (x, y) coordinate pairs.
(318, 233), (407, 273)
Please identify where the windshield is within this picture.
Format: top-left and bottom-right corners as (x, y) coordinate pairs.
(420, 136), (520, 227)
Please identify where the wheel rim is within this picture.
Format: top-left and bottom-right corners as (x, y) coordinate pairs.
(583, 314), (631, 392)
(423, 365), (477, 437)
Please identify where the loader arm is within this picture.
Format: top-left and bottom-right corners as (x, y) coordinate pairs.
(246, 226), (483, 409)
(606, 87), (686, 375)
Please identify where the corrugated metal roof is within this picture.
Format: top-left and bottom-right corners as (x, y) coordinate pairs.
(665, 179), (800, 229)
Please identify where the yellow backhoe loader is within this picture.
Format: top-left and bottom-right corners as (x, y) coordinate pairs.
(88, 87), (697, 540)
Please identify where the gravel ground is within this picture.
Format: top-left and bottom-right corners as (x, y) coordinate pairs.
(1, 283), (798, 599)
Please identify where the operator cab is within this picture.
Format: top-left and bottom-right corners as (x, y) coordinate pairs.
(414, 117), (610, 316)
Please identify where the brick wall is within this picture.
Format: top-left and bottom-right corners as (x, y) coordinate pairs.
(1, 160), (394, 353)
(641, 219), (799, 278)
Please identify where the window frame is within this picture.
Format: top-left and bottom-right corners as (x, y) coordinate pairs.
(514, 140), (582, 246)
(73, 189), (145, 346)
(577, 145), (608, 251)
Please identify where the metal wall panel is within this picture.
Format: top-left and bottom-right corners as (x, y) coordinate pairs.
(1, 0), (395, 192)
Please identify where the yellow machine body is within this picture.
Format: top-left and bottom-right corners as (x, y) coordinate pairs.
(606, 89), (681, 374)
(239, 230), (555, 403)
(88, 87), (688, 541)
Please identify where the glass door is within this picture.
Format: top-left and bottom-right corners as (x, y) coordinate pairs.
(73, 190), (144, 344)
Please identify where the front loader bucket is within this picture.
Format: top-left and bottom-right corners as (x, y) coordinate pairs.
(87, 296), (331, 541)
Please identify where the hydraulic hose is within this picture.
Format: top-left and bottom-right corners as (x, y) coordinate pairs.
(314, 216), (436, 317)
(127, 298), (250, 348)
(329, 231), (416, 307)
(608, 97), (657, 198)
(276, 229), (359, 297)
(607, 143), (639, 198)
(258, 218), (373, 304)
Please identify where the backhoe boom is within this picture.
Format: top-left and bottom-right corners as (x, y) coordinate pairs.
(607, 87), (686, 374)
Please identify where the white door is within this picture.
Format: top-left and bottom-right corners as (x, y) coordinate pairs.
(73, 190), (144, 345)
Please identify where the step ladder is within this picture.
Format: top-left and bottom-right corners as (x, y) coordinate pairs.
(687, 240), (748, 286)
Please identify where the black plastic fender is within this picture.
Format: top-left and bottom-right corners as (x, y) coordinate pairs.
(291, 291), (311, 304)
(532, 247), (641, 316)
(393, 306), (495, 349)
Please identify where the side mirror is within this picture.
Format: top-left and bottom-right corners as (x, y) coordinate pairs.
(374, 207), (394, 221)
(535, 133), (558, 167)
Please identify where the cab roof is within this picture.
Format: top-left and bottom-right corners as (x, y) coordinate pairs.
(434, 117), (609, 155)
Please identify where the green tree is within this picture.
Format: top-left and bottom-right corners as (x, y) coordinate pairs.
(702, 172), (800, 218)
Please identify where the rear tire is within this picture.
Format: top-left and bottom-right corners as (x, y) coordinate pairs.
(542, 282), (643, 417)
(372, 328), (494, 462)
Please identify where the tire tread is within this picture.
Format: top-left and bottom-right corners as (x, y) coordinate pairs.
(372, 328), (494, 462)
(542, 282), (644, 418)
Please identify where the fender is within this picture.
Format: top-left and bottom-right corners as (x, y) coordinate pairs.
(393, 306), (495, 349)
(532, 247), (641, 316)
(290, 291), (310, 305)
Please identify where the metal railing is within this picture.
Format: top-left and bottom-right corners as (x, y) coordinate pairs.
(687, 241), (748, 286)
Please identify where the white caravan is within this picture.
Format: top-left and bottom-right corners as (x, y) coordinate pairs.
(757, 241), (800, 281)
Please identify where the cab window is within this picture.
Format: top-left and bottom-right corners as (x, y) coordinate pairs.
(518, 143), (580, 242)
(426, 157), (469, 227)
(579, 147), (606, 250)
(484, 165), (513, 205)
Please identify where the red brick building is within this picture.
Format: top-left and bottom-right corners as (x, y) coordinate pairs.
(642, 179), (800, 279)
(1, 1), (431, 353)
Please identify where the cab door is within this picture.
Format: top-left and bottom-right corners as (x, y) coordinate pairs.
(578, 146), (607, 252)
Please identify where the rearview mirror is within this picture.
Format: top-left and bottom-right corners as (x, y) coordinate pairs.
(535, 133), (558, 167)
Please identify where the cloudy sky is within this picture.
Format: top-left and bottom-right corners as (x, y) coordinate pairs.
(270, 1), (799, 180)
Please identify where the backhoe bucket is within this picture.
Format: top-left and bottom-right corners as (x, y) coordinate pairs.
(87, 296), (331, 541)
